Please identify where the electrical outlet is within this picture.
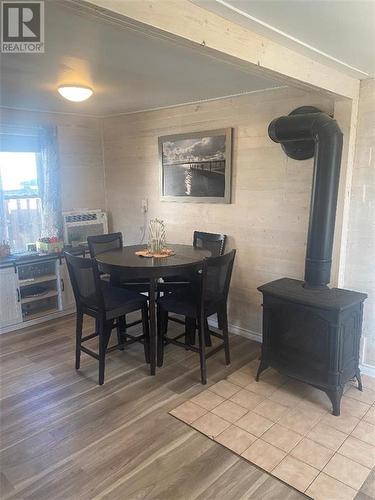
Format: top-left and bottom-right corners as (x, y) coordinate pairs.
(142, 198), (148, 213)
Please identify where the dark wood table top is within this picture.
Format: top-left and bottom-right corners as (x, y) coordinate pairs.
(96, 244), (211, 277)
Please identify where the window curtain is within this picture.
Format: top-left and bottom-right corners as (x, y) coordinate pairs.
(0, 174), (7, 243)
(36, 126), (63, 239)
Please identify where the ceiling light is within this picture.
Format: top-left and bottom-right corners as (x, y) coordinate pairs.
(58, 85), (93, 102)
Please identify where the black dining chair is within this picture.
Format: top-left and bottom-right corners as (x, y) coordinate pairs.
(65, 252), (150, 385)
(87, 232), (150, 336)
(87, 232), (123, 257)
(158, 231), (227, 344)
(88, 233), (128, 339)
(88, 232), (150, 292)
(193, 231), (226, 257)
(157, 249), (236, 384)
(160, 232), (226, 290)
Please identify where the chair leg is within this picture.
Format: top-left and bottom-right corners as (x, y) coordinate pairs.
(159, 308), (168, 335)
(117, 315), (126, 351)
(163, 313), (169, 335)
(185, 317), (196, 345)
(98, 320), (112, 385)
(204, 318), (212, 347)
(75, 310), (83, 370)
(221, 308), (231, 366)
(142, 304), (150, 364)
(157, 305), (164, 367)
(217, 311), (224, 330)
(198, 316), (207, 385)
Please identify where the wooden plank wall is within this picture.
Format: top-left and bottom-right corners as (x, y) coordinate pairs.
(344, 79), (375, 371)
(0, 108), (106, 212)
(102, 87), (335, 338)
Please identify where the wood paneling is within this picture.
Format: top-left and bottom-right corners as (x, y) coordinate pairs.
(102, 87), (335, 337)
(345, 79), (375, 370)
(0, 108), (106, 212)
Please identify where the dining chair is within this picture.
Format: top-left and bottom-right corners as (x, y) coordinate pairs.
(87, 232), (123, 257)
(87, 232), (149, 334)
(157, 249), (236, 384)
(159, 230), (227, 345)
(193, 231), (226, 257)
(65, 252), (150, 385)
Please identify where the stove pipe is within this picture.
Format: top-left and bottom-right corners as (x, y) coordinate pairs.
(268, 107), (343, 288)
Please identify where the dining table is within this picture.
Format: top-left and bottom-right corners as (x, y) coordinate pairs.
(95, 244), (211, 375)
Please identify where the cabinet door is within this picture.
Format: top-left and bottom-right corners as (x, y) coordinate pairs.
(59, 261), (75, 310)
(0, 267), (23, 328)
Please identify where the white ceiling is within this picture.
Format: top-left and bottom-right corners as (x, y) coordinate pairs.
(2, 1), (373, 116)
(0, 1), (282, 116)
(195, 0), (375, 78)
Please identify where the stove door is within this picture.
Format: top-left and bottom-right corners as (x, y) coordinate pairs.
(262, 297), (333, 386)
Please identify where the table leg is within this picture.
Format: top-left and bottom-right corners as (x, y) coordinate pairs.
(109, 273), (127, 349)
(148, 277), (157, 376)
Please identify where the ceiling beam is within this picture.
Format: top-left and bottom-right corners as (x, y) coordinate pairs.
(81, 0), (359, 99)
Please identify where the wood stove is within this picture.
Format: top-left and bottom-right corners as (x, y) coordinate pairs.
(256, 107), (367, 416)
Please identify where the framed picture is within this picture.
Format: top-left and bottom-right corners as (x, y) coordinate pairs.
(159, 128), (232, 203)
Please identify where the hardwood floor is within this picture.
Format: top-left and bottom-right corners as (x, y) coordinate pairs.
(0, 314), (323, 499)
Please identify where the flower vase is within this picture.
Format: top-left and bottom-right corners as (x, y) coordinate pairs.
(148, 218), (166, 254)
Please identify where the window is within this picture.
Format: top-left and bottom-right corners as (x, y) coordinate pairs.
(0, 152), (42, 252)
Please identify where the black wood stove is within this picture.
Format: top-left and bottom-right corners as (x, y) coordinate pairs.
(256, 107), (367, 416)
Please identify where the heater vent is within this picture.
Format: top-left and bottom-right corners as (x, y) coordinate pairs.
(65, 213), (98, 223)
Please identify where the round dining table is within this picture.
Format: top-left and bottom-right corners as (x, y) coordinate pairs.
(96, 244), (211, 375)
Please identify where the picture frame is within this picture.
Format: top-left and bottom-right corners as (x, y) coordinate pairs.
(159, 128), (232, 203)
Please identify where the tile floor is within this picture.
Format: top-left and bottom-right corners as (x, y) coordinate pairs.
(170, 359), (375, 499)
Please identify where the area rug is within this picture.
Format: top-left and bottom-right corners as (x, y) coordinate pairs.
(169, 359), (375, 499)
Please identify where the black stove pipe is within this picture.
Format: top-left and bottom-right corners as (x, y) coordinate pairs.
(268, 111), (343, 288)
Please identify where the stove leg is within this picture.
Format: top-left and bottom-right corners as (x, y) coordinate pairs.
(355, 369), (363, 391)
(255, 360), (269, 381)
(327, 388), (343, 416)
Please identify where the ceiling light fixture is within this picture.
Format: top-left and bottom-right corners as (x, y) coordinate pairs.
(57, 85), (93, 102)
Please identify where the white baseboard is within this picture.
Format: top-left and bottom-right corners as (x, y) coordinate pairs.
(360, 363), (375, 378)
(208, 318), (375, 379)
(207, 317), (262, 343)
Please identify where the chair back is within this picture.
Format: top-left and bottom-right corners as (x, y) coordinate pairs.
(64, 252), (104, 312)
(87, 232), (123, 258)
(203, 249), (236, 303)
(193, 231), (226, 257)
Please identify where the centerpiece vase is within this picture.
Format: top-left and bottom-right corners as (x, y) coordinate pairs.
(147, 218), (166, 254)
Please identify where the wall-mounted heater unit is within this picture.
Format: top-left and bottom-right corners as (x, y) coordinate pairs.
(62, 210), (108, 246)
